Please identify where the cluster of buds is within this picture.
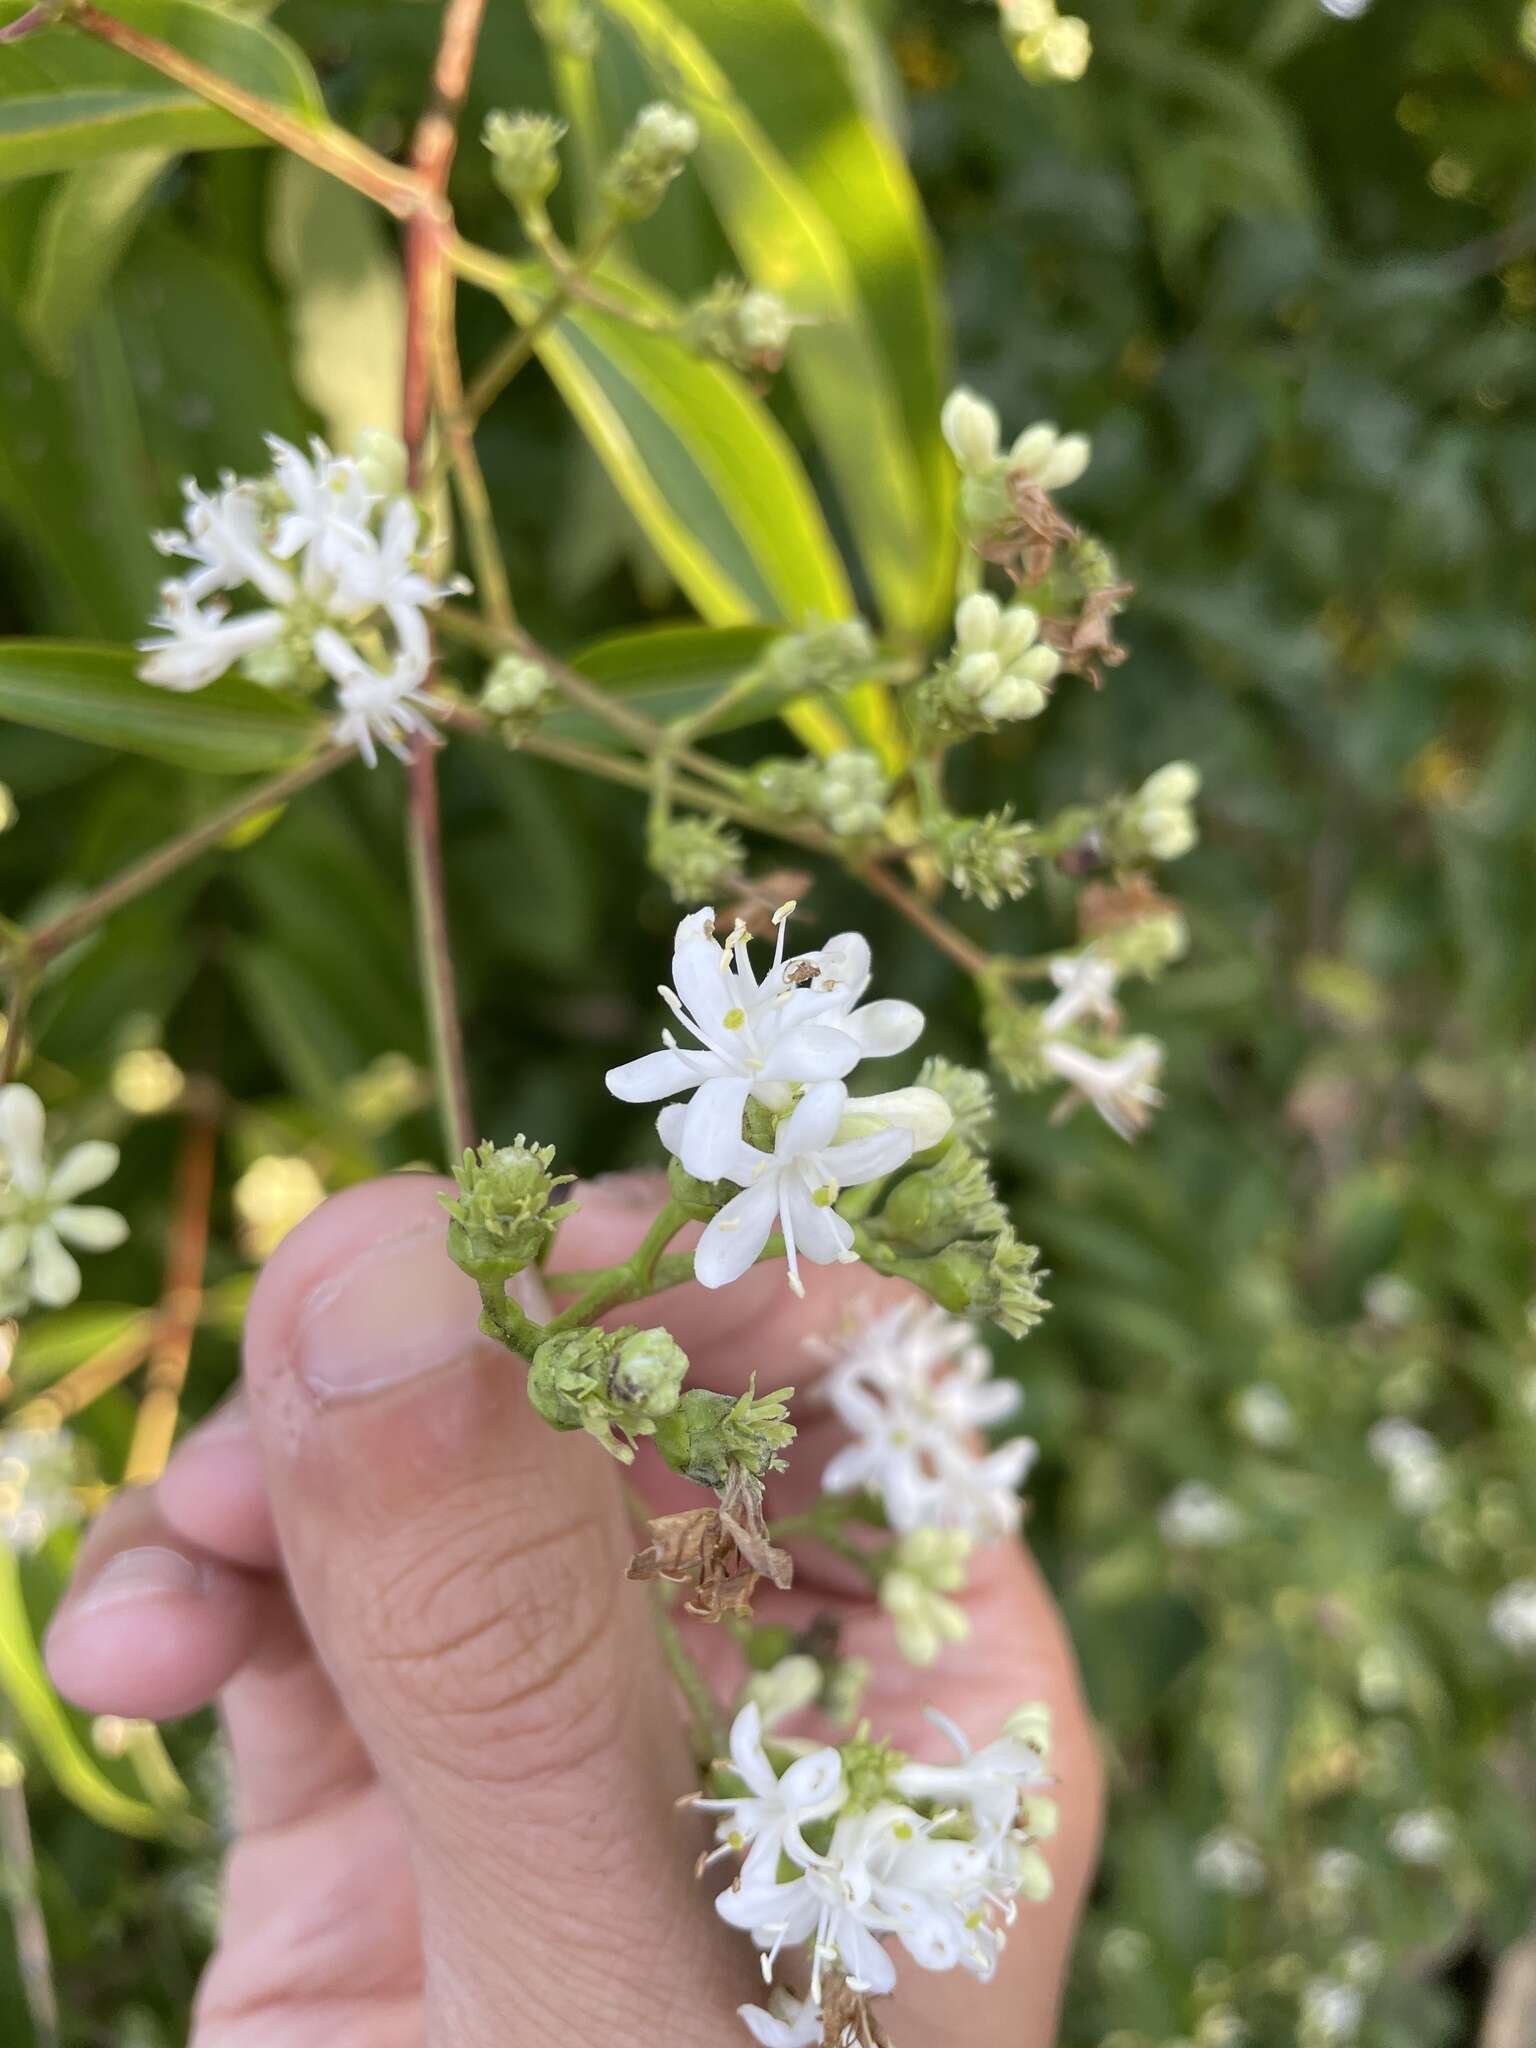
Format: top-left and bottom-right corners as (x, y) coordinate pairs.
(910, 591), (1062, 740)
(1104, 761), (1202, 865)
(681, 279), (798, 379)
(483, 109), (566, 209)
(1000, 0), (1092, 82)
(602, 101), (700, 220)
(759, 617), (878, 700)
(479, 651), (556, 740)
(942, 387), (1090, 582)
(932, 807), (1036, 908)
(746, 749), (889, 839)
(441, 1136), (577, 1282)
(648, 812), (747, 902)
(527, 1325), (689, 1462)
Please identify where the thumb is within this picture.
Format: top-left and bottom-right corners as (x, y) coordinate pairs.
(242, 1174), (749, 2048)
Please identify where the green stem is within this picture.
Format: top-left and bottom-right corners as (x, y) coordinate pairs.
(405, 742), (475, 1161)
(459, 216), (620, 421)
(0, 969), (36, 1087)
(476, 1277), (547, 1359)
(545, 1199), (690, 1329)
(650, 1589), (727, 1763)
(0, 1711), (59, 2048)
(67, 2), (425, 217)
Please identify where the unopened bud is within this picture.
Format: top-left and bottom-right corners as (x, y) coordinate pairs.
(941, 387), (1002, 475)
(682, 279), (796, 376)
(816, 750), (887, 839)
(603, 101), (699, 220)
(0, 785), (15, 834)
(915, 1057), (994, 1146)
(653, 1380), (795, 1487)
(484, 110), (566, 207)
(647, 813), (745, 903)
(480, 652), (555, 737)
(872, 1140), (1004, 1256)
(837, 1085), (953, 1155)
(527, 1324), (689, 1462)
(935, 809), (1036, 909)
(880, 1528), (973, 1666)
(352, 428), (407, 499)
(442, 1135), (577, 1280)
(763, 618), (877, 696)
(739, 1653), (822, 1728)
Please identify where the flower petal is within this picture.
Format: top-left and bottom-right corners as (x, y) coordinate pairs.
(778, 1080), (847, 1157)
(694, 1179), (780, 1289)
(727, 1700), (777, 1798)
(842, 998), (923, 1057)
(28, 1226), (81, 1307)
(48, 1139), (120, 1203)
(821, 1125), (914, 1186)
(604, 1048), (707, 1104)
(0, 1085), (48, 1193)
(758, 1023), (860, 1086)
(672, 930), (731, 1038)
(782, 1180), (854, 1267)
(678, 1076), (754, 1181)
(51, 1205), (129, 1253)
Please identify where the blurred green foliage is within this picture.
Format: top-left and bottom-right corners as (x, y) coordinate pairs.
(2, 0), (1536, 2042)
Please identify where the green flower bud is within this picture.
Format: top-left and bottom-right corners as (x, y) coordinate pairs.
(982, 990), (1051, 1092)
(916, 1057), (994, 1147)
(602, 101), (699, 220)
(871, 1141), (1005, 1257)
(817, 750), (888, 839)
(530, 0), (597, 57)
(441, 1136), (577, 1281)
(1094, 907), (1189, 980)
(935, 809), (1036, 910)
(527, 1323), (689, 1463)
(653, 1381), (795, 1488)
(646, 813), (745, 903)
(762, 618), (877, 696)
(681, 279), (796, 376)
(480, 652), (555, 740)
(884, 1224), (1048, 1339)
(483, 110), (566, 208)
(353, 428), (408, 499)
(745, 756), (821, 816)
(879, 1528), (974, 1666)
(666, 1152), (735, 1219)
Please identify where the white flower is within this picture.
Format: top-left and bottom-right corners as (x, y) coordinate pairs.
(738, 1990), (821, 2048)
(317, 632), (440, 769)
(1042, 1035), (1164, 1141)
(666, 1081), (912, 1296)
(1234, 1383), (1297, 1450)
(1194, 1828), (1266, 1897)
(891, 1704), (1054, 1840)
(1388, 1808), (1453, 1866)
(607, 907), (922, 1182)
(1301, 1979), (1364, 2044)
(1159, 1480), (1244, 1549)
(819, 1300), (1034, 1538)
(1490, 1579), (1536, 1654)
(139, 435), (460, 769)
(1366, 1418), (1448, 1515)
(0, 1086), (128, 1313)
(695, 1702), (845, 1887)
(950, 592), (1060, 722)
(0, 1428), (80, 1554)
(1039, 950), (1120, 1036)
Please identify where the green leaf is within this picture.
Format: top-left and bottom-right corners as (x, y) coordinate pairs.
(565, 621), (778, 735)
(0, 642), (323, 773)
(0, 1550), (165, 1838)
(0, 0), (324, 181)
(20, 149), (168, 365)
(593, 0), (954, 641)
(483, 255), (856, 752)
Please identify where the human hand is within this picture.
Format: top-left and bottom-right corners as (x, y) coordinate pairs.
(45, 1173), (1101, 2048)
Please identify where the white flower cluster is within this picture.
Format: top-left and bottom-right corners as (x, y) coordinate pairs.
(1489, 1578), (1536, 1654)
(704, 1700), (1056, 2042)
(0, 1427), (80, 1554)
(607, 908), (951, 1295)
(941, 388), (1090, 492)
(1038, 949), (1165, 1143)
(1123, 762), (1200, 862)
(138, 433), (464, 767)
(818, 1300), (1035, 1540)
(0, 1085), (127, 1316)
(1387, 1807), (1453, 1867)
(1366, 1418), (1449, 1516)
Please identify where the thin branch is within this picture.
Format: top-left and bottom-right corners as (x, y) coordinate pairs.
(398, 0), (490, 1166)
(66, 3), (424, 217)
(11, 1318), (154, 1434)
(856, 859), (991, 979)
(0, 971), (36, 1088)
(11, 747), (350, 974)
(125, 1111), (216, 1486)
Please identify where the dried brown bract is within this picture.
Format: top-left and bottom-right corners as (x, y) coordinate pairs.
(722, 869), (816, 939)
(976, 477), (1079, 584)
(626, 1486), (791, 1624)
(822, 1974), (894, 2048)
(1041, 579), (1134, 687)
(1078, 874), (1175, 939)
